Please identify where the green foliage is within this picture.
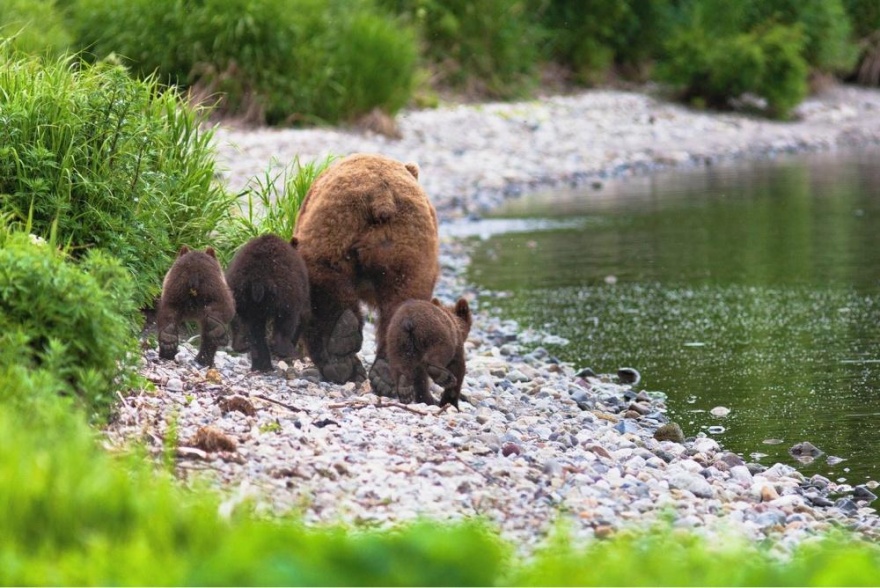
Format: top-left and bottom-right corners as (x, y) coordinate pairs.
(508, 525), (880, 586)
(68, 0), (418, 125)
(657, 1), (808, 119)
(218, 156), (335, 259)
(0, 231), (140, 420)
(380, 0), (541, 98)
(534, 0), (676, 84)
(844, 0), (880, 40)
(0, 48), (235, 308)
(0, 386), (508, 585)
(0, 0), (71, 56)
(742, 0), (858, 74)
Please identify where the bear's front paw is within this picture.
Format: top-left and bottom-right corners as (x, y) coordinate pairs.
(327, 309), (363, 356)
(368, 358), (395, 397)
(322, 354), (366, 384)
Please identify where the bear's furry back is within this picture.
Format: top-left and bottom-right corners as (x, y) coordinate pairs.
(160, 249), (231, 314)
(225, 234), (309, 315)
(294, 153), (439, 304)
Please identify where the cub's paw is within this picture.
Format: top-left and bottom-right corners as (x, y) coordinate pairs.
(368, 358), (394, 397)
(327, 309), (362, 356)
(322, 354), (366, 384)
(426, 364), (457, 389)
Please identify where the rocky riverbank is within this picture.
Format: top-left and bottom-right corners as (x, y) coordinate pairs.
(107, 84), (880, 555)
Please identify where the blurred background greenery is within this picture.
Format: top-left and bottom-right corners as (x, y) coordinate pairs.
(2, 0), (879, 123)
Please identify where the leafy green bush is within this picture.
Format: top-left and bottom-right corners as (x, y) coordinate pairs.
(657, 0), (808, 119)
(381, 0), (541, 99)
(0, 0), (71, 56)
(844, 0), (880, 40)
(534, 0), (676, 84)
(0, 231), (140, 420)
(742, 0), (858, 74)
(0, 48), (235, 308)
(68, 0), (418, 125)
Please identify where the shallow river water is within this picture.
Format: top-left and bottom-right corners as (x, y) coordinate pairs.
(462, 147), (880, 483)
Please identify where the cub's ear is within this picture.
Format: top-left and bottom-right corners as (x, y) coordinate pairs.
(177, 245), (190, 257)
(205, 247), (217, 259)
(404, 162), (419, 180)
(455, 298), (471, 320)
(290, 236), (299, 248)
(431, 297), (442, 307)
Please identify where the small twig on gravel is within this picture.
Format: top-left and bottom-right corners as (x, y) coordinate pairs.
(327, 398), (432, 416)
(451, 454), (499, 485)
(252, 393), (308, 413)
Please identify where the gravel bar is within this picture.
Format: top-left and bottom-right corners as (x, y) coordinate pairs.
(107, 84), (880, 555)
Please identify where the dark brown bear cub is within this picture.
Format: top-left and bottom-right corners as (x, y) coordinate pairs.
(157, 246), (235, 367)
(293, 153), (439, 390)
(225, 234), (310, 372)
(386, 297), (472, 408)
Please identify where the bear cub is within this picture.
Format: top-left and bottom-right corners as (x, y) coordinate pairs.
(157, 246), (235, 367)
(386, 297), (472, 408)
(225, 234), (310, 372)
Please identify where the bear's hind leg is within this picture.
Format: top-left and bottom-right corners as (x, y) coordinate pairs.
(246, 315), (273, 372)
(195, 308), (230, 367)
(157, 306), (180, 360)
(270, 310), (298, 360)
(321, 308), (366, 383)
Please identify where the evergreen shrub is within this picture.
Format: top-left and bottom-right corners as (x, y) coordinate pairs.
(0, 48), (235, 308)
(657, 1), (809, 119)
(0, 231), (140, 420)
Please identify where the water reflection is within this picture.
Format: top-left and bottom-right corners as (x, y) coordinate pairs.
(465, 148), (880, 482)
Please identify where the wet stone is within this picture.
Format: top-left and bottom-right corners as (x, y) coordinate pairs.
(653, 423), (685, 443)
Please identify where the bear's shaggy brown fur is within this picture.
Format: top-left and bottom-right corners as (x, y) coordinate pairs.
(225, 234), (310, 372)
(293, 153), (440, 389)
(386, 297), (472, 408)
(157, 246), (235, 367)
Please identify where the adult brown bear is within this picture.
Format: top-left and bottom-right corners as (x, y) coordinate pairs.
(156, 246), (235, 367)
(225, 234), (310, 372)
(386, 297), (472, 408)
(293, 153), (439, 391)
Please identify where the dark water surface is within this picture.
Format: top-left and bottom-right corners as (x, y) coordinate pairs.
(463, 147), (880, 483)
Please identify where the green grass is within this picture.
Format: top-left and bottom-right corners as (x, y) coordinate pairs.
(219, 155), (336, 254)
(0, 47), (236, 309)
